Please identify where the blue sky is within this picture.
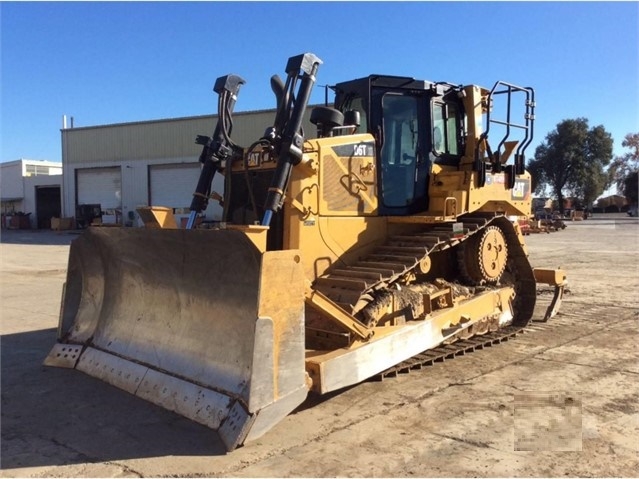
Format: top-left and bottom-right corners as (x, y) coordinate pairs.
(2, 1), (638, 167)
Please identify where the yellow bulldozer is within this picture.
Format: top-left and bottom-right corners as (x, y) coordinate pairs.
(45, 53), (566, 451)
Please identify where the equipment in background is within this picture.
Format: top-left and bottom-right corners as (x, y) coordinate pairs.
(75, 204), (102, 229)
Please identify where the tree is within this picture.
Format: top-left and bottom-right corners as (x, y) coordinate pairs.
(526, 156), (547, 196)
(624, 170), (638, 205)
(609, 133), (639, 202)
(527, 118), (613, 213)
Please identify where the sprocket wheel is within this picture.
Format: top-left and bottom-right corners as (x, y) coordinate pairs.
(458, 225), (508, 285)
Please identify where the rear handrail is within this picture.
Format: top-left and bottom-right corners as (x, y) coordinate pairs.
(475, 81), (535, 186)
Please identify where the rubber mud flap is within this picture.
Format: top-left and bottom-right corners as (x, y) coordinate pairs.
(44, 227), (308, 451)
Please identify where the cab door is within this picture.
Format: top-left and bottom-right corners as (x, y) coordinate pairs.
(374, 91), (430, 215)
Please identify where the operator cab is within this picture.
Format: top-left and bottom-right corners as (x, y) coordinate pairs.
(328, 75), (466, 216)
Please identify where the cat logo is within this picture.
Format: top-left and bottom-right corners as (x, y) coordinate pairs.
(511, 179), (530, 200)
(247, 151), (261, 167)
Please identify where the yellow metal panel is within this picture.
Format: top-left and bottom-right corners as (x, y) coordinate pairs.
(428, 169), (532, 217)
(227, 224), (269, 253)
(460, 85), (488, 167)
(136, 206), (178, 229)
(309, 134), (378, 216)
(283, 205), (388, 281)
(284, 135), (383, 280)
(255, 250), (306, 405)
(534, 268), (568, 286)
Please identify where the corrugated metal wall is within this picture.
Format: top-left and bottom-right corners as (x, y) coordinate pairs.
(61, 107), (319, 222)
(62, 109), (317, 165)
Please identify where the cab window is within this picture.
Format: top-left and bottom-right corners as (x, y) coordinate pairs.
(432, 101), (460, 156)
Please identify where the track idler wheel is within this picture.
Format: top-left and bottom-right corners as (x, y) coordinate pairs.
(459, 225), (508, 285)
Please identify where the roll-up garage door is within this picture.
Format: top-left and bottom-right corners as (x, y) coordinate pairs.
(77, 167), (122, 209)
(149, 163), (201, 210)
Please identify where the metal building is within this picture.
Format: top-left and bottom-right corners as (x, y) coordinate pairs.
(0, 159), (63, 229)
(61, 108), (317, 227)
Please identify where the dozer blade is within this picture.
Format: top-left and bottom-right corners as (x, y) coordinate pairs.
(44, 227), (308, 451)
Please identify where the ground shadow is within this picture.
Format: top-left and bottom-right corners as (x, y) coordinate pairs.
(0, 328), (227, 472)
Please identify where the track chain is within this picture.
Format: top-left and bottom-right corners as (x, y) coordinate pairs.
(377, 325), (524, 379)
(376, 301), (580, 380)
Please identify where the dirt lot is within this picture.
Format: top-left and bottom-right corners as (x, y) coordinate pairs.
(1, 213), (637, 477)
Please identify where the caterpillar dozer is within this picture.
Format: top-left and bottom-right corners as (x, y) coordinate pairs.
(45, 53), (566, 451)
